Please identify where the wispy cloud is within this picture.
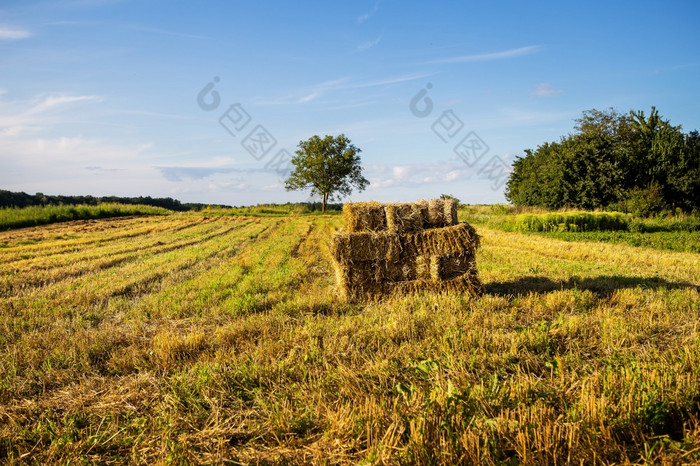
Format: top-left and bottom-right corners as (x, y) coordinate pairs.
(532, 82), (563, 97)
(0, 26), (32, 40)
(0, 136), (150, 169)
(293, 77), (352, 104)
(85, 165), (126, 172)
(27, 95), (102, 115)
(254, 72), (434, 105)
(155, 165), (275, 182)
(424, 45), (541, 65)
(346, 72), (434, 89)
(357, 0), (380, 23)
(156, 166), (239, 182)
(366, 162), (475, 189)
(0, 94), (103, 137)
(355, 35), (382, 53)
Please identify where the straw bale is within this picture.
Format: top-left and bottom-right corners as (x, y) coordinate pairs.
(386, 270), (483, 298)
(415, 254), (432, 280)
(436, 253), (475, 280)
(402, 223), (480, 257)
(343, 201), (387, 232)
(386, 203), (423, 233)
(333, 260), (383, 300)
(416, 200), (430, 228)
(429, 255), (441, 281)
(381, 254), (418, 282)
(426, 199), (446, 227)
(331, 231), (400, 263)
(443, 198), (458, 225)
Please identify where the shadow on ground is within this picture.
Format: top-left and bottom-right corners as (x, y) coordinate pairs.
(485, 275), (700, 297)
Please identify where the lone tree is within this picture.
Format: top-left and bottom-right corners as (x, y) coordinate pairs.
(285, 134), (369, 212)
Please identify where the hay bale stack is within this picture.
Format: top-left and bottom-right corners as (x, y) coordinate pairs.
(331, 199), (483, 301)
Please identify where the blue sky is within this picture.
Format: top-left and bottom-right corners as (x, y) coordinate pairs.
(1, 1), (698, 206)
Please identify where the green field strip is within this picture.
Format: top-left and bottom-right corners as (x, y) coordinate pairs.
(0, 214), (175, 247)
(4, 214), (215, 255)
(0, 218), (257, 297)
(0, 218), (250, 278)
(123, 218), (302, 321)
(1, 219), (281, 319)
(0, 216), (195, 264)
(208, 219), (319, 318)
(0, 221), (279, 352)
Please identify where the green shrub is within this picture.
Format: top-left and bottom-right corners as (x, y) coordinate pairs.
(628, 220), (647, 233)
(626, 183), (667, 217)
(515, 212), (630, 232)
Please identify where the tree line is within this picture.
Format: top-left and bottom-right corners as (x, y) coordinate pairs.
(0, 190), (224, 211)
(505, 107), (700, 214)
(0, 190), (344, 213)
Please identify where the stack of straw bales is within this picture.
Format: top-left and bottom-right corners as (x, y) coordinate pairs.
(331, 199), (483, 301)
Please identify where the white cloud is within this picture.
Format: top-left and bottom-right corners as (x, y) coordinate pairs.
(424, 45), (541, 65)
(0, 136), (148, 166)
(445, 170), (461, 182)
(208, 181), (250, 191)
(355, 35), (382, 53)
(357, 0), (380, 23)
(0, 93), (103, 137)
(262, 182), (284, 191)
(367, 162), (474, 189)
(532, 82), (563, 97)
(298, 90), (322, 103)
(0, 26), (32, 40)
(27, 94), (102, 115)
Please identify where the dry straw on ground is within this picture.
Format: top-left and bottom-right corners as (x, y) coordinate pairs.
(331, 199), (483, 301)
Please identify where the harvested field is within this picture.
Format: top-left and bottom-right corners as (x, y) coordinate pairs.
(0, 214), (699, 464)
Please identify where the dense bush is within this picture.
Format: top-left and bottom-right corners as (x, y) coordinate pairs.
(624, 183), (667, 217)
(506, 108), (700, 213)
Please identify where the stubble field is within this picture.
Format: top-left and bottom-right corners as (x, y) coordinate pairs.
(0, 213), (699, 464)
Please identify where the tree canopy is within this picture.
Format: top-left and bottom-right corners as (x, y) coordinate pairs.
(505, 107), (700, 213)
(284, 134), (369, 212)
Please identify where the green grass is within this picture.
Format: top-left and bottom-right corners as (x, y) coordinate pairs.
(460, 204), (700, 253)
(0, 203), (170, 230)
(514, 211), (631, 232)
(0, 213), (699, 463)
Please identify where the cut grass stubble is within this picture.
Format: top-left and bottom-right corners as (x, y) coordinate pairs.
(0, 213), (698, 463)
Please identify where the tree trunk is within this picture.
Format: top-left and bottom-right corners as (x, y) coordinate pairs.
(322, 193), (328, 212)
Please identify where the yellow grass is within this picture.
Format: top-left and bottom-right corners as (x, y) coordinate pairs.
(0, 214), (698, 464)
